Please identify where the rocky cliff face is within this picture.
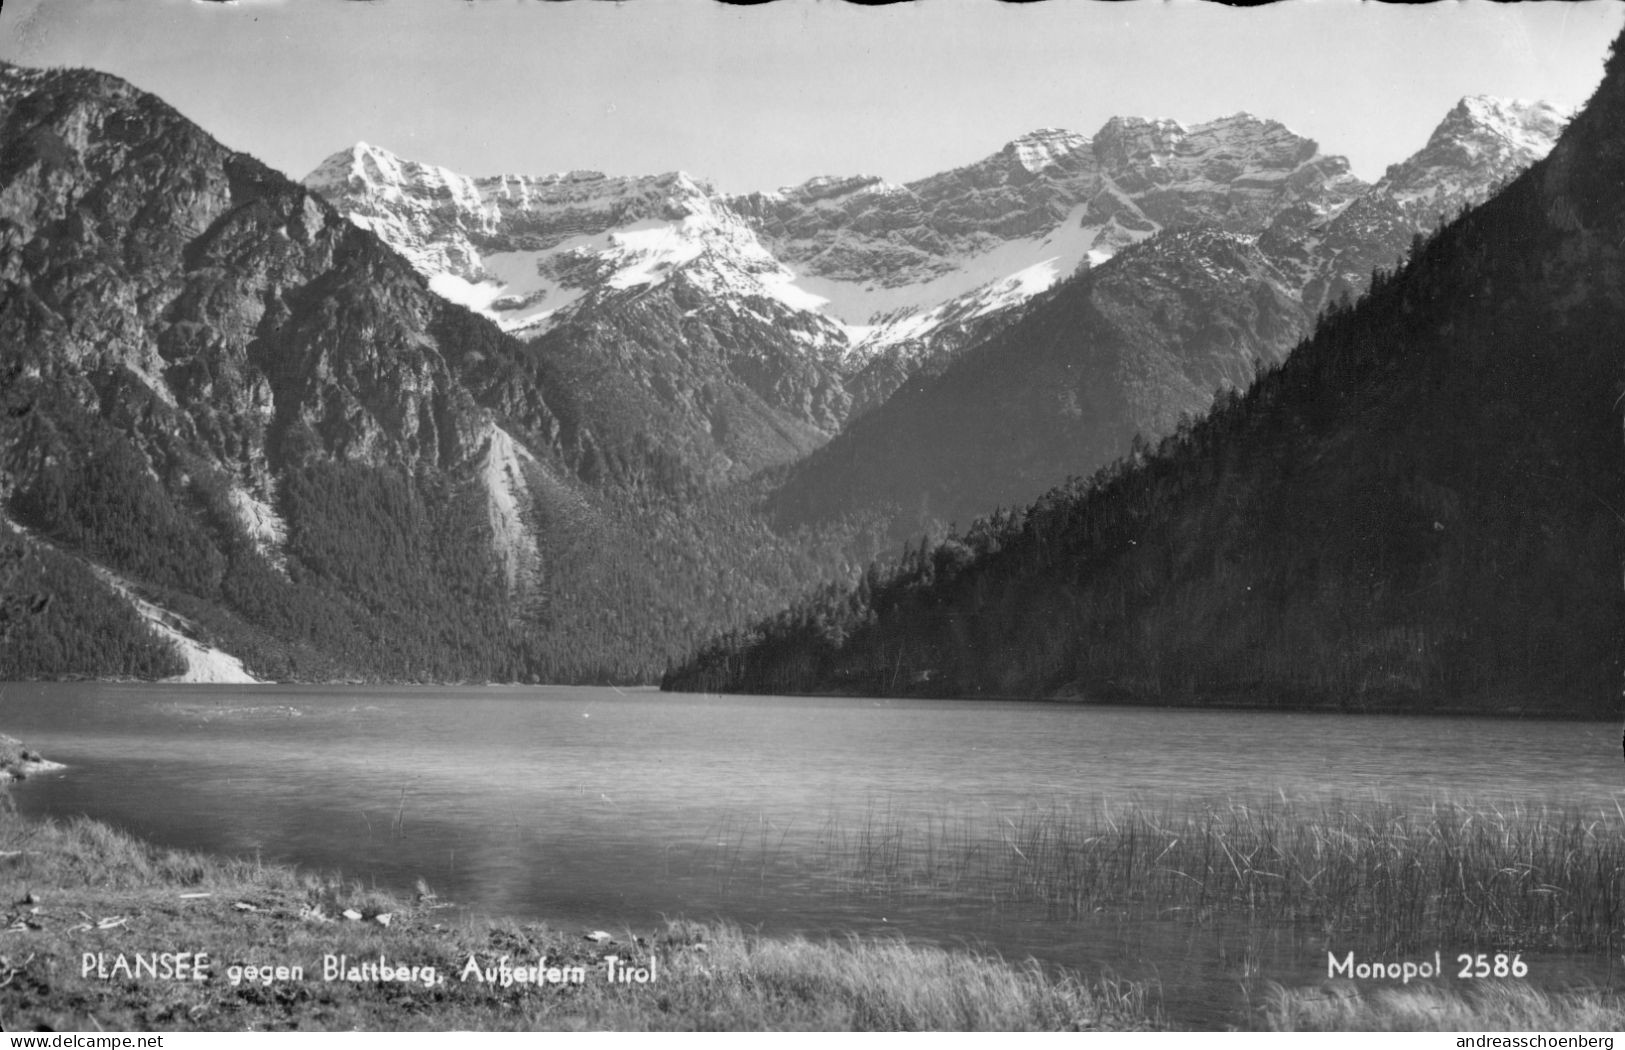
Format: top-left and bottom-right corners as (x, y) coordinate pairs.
(0, 66), (526, 479)
(1084, 114), (1364, 235)
(732, 115), (1356, 289)
(730, 129), (1098, 287)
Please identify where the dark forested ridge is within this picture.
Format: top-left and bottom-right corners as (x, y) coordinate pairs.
(663, 35), (1625, 718)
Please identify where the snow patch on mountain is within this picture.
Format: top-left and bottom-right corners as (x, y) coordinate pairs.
(798, 202), (1118, 361)
(852, 257), (1061, 357)
(761, 173), (904, 207)
(1008, 128), (1092, 173)
(310, 143), (840, 339)
(425, 238), (605, 332)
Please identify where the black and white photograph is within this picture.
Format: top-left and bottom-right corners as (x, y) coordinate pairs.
(1, 0), (1624, 1036)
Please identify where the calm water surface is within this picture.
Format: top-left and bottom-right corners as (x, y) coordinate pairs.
(3, 683), (1622, 1026)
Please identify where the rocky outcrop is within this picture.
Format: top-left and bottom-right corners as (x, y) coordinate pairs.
(0, 65), (521, 481)
(0, 734), (63, 781)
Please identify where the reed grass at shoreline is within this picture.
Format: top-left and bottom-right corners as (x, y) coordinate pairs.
(796, 796), (1625, 955)
(0, 799), (1158, 1032)
(7, 738), (1625, 1032)
(1257, 980), (1625, 1032)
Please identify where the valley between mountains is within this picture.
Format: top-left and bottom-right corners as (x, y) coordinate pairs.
(0, 55), (1615, 716)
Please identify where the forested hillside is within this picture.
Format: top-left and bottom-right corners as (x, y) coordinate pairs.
(664, 36), (1625, 718)
(0, 63), (855, 683)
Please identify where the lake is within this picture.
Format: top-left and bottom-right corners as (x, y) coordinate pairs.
(3, 682), (1622, 1027)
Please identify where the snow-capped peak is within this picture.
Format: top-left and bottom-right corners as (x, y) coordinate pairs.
(308, 142), (495, 220)
(774, 173), (898, 204)
(1004, 128), (1091, 173)
(1376, 95), (1570, 206)
(304, 91), (1570, 420)
(304, 145), (832, 338)
(1207, 111), (1279, 129)
(1439, 95), (1571, 157)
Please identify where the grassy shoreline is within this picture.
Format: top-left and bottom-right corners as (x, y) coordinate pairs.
(8, 740), (1625, 1031)
(0, 794), (1160, 1031)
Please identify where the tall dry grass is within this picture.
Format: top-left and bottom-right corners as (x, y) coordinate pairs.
(1259, 980), (1625, 1032)
(582, 921), (1160, 1031)
(799, 796), (1625, 952)
(0, 799), (1163, 1031)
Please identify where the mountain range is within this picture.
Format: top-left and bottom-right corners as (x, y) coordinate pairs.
(307, 98), (1567, 538)
(664, 44), (1624, 718)
(0, 54), (1589, 695)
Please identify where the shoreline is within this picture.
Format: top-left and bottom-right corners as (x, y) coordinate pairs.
(0, 745), (1162, 1032)
(660, 683), (1617, 722)
(8, 737), (1625, 1032)
(8, 676), (1615, 723)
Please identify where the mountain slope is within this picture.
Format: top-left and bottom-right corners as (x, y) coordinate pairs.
(768, 98), (1570, 544)
(0, 62), (577, 679)
(664, 38), (1625, 717)
(0, 63), (847, 683)
(305, 147), (853, 484)
(770, 228), (1304, 534)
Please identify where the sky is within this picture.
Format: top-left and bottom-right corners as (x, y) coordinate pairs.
(1, 0), (1622, 194)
